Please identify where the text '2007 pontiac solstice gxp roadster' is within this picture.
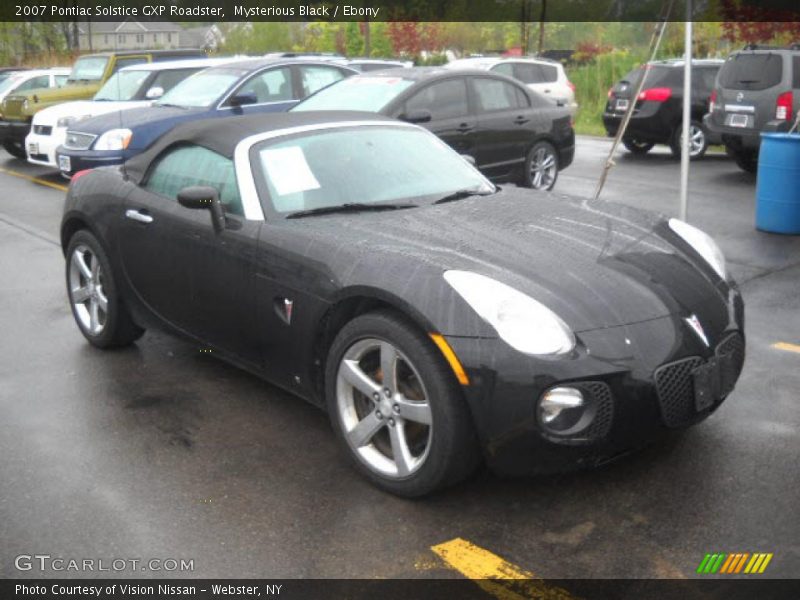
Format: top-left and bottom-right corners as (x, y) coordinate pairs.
(61, 111), (744, 496)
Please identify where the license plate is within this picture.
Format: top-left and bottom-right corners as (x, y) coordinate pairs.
(27, 143), (38, 155)
(728, 113), (749, 128)
(58, 154), (71, 172)
(615, 99), (629, 112)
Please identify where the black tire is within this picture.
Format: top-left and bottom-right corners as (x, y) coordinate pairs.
(521, 140), (559, 191)
(3, 140), (26, 159)
(622, 138), (655, 155)
(65, 230), (144, 349)
(732, 149), (758, 174)
(669, 121), (708, 160)
(325, 310), (480, 497)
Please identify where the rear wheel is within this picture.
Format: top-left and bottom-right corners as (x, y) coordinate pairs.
(522, 141), (559, 191)
(622, 138), (654, 155)
(325, 310), (480, 497)
(669, 121), (708, 159)
(66, 230), (144, 348)
(731, 148), (758, 173)
(3, 140), (26, 159)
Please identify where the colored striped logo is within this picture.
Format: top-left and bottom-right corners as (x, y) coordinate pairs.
(697, 552), (773, 574)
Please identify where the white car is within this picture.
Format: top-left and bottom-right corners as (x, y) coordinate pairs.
(347, 59), (413, 72)
(445, 56), (577, 114)
(0, 68), (69, 108)
(26, 58), (235, 169)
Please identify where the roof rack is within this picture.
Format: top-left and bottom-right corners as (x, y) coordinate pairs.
(742, 44), (786, 51)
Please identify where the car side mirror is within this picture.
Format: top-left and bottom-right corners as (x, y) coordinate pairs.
(461, 154), (476, 166)
(229, 91), (258, 108)
(177, 186), (226, 232)
(401, 109), (432, 124)
(145, 86), (164, 99)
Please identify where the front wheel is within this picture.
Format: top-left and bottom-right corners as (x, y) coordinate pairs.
(3, 140), (26, 159)
(622, 138), (655, 155)
(66, 230), (144, 348)
(325, 310), (480, 497)
(522, 141), (559, 191)
(669, 121), (708, 159)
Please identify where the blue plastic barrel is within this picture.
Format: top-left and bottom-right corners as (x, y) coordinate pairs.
(755, 133), (800, 234)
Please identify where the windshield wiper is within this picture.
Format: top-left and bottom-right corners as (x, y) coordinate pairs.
(286, 202), (416, 219)
(434, 188), (495, 204)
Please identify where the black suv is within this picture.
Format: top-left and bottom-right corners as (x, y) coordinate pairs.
(704, 45), (800, 172)
(604, 59), (723, 159)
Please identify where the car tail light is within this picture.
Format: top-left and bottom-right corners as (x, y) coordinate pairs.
(567, 80), (576, 92)
(70, 169), (93, 183)
(776, 91), (793, 121)
(607, 87), (614, 99)
(709, 89), (717, 112)
(638, 87), (672, 102)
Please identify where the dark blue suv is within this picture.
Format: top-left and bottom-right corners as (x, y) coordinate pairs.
(56, 58), (356, 177)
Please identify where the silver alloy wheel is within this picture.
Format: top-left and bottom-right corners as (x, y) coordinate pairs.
(530, 145), (557, 189)
(687, 124), (706, 157)
(336, 337), (433, 478)
(68, 244), (108, 336)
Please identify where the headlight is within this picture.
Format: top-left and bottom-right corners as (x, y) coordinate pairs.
(93, 128), (132, 151)
(443, 270), (575, 356)
(668, 218), (727, 280)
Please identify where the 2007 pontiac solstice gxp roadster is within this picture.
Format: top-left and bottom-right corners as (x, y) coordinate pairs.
(61, 111), (744, 497)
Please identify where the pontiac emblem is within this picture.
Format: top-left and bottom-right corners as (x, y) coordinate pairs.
(685, 314), (710, 347)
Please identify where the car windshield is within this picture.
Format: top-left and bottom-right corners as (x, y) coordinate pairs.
(254, 126), (493, 215)
(68, 57), (108, 82)
(0, 74), (25, 95)
(719, 53), (783, 90)
(94, 70), (150, 101)
(156, 68), (246, 108)
(292, 76), (414, 112)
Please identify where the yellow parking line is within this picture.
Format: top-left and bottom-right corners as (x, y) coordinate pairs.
(430, 538), (578, 600)
(0, 166), (69, 192)
(772, 342), (800, 354)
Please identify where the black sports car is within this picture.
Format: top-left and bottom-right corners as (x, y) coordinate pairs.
(291, 67), (575, 191)
(62, 112), (744, 497)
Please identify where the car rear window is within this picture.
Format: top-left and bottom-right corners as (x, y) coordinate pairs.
(719, 53), (783, 90)
(620, 65), (680, 89)
(794, 56), (800, 88)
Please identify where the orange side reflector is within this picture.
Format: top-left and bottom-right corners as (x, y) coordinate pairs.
(429, 333), (470, 386)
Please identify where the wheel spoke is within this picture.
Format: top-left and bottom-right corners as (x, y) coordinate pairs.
(541, 155), (555, 169)
(72, 286), (91, 304)
(96, 289), (108, 312)
(380, 342), (397, 391)
(91, 255), (101, 279)
(533, 170), (543, 188)
(341, 359), (381, 398)
(72, 251), (91, 280)
(395, 396), (432, 425)
(389, 423), (414, 476)
(89, 298), (100, 333)
(348, 411), (384, 447)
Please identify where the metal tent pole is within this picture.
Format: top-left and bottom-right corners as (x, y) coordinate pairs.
(679, 1), (693, 221)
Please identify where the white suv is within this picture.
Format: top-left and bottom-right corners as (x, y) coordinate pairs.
(444, 56), (577, 114)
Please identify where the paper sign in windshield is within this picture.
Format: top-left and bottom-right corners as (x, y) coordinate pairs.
(260, 146), (321, 196)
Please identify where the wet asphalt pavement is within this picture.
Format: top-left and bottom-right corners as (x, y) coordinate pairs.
(0, 138), (798, 581)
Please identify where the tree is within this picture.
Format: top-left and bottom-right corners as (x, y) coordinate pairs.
(345, 22), (363, 57)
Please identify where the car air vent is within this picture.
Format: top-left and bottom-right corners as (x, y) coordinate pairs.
(33, 125), (52, 136)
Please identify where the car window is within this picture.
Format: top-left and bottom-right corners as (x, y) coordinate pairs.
(512, 63), (544, 84)
(145, 145), (243, 216)
(358, 63), (402, 72)
(719, 54), (783, 90)
(94, 69), (150, 101)
(299, 65), (347, 97)
(473, 77), (523, 112)
(54, 74), (69, 87)
(404, 78), (468, 120)
(67, 57), (108, 82)
(292, 76), (414, 112)
(15, 75), (50, 92)
(236, 67), (293, 103)
(793, 56), (800, 88)
(150, 68), (199, 95)
(491, 63), (515, 77)
(157, 67), (247, 108)
(693, 67), (719, 94)
(113, 57), (148, 74)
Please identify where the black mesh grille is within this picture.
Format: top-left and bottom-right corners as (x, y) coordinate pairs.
(654, 356), (704, 428)
(716, 333), (745, 397)
(580, 382), (614, 441)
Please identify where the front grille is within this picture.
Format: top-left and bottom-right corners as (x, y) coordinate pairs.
(654, 357), (704, 428)
(579, 381), (614, 441)
(33, 125), (52, 136)
(64, 131), (96, 150)
(3, 97), (25, 115)
(29, 153), (49, 162)
(716, 333), (745, 397)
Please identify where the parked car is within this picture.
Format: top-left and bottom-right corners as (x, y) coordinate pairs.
(0, 49), (205, 159)
(26, 58), (236, 169)
(56, 58), (357, 177)
(0, 67), (30, 86)
(704, 45), (800, 172)
(292, 67), (575, 190)
(604, 59), (723, 159)
(347, 58), (413, 72)
(61, 111), (744, 496)
(445, 56), (577, 114)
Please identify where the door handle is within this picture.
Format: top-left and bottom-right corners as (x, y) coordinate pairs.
(457, 123), (474, 133)
(514, 116), (530, 125)
(125, 209), (153, 224)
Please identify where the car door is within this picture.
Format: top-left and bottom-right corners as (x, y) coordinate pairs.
(394, 77), (476, 157)
(469, 76), (533, 178)
(118, 144), (262, 366)
(222, 66), (296, 114)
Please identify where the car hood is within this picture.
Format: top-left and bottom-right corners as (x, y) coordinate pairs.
(33, 100), (151, 125)
(289, 189), (721, 333)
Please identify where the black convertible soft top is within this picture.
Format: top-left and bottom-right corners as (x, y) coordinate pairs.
(123, 111), (397, 184)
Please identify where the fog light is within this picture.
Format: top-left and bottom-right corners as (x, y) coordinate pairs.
(538, 387), (593, 435)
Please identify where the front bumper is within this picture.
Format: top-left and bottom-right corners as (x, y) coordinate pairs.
(25, 126), (67, 168)
(446, 285), (745, 476)
(56, 146), (125, 177)
(0, 119), (32, 145)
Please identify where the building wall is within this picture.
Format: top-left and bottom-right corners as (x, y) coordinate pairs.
(79, 31), (180, 51)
